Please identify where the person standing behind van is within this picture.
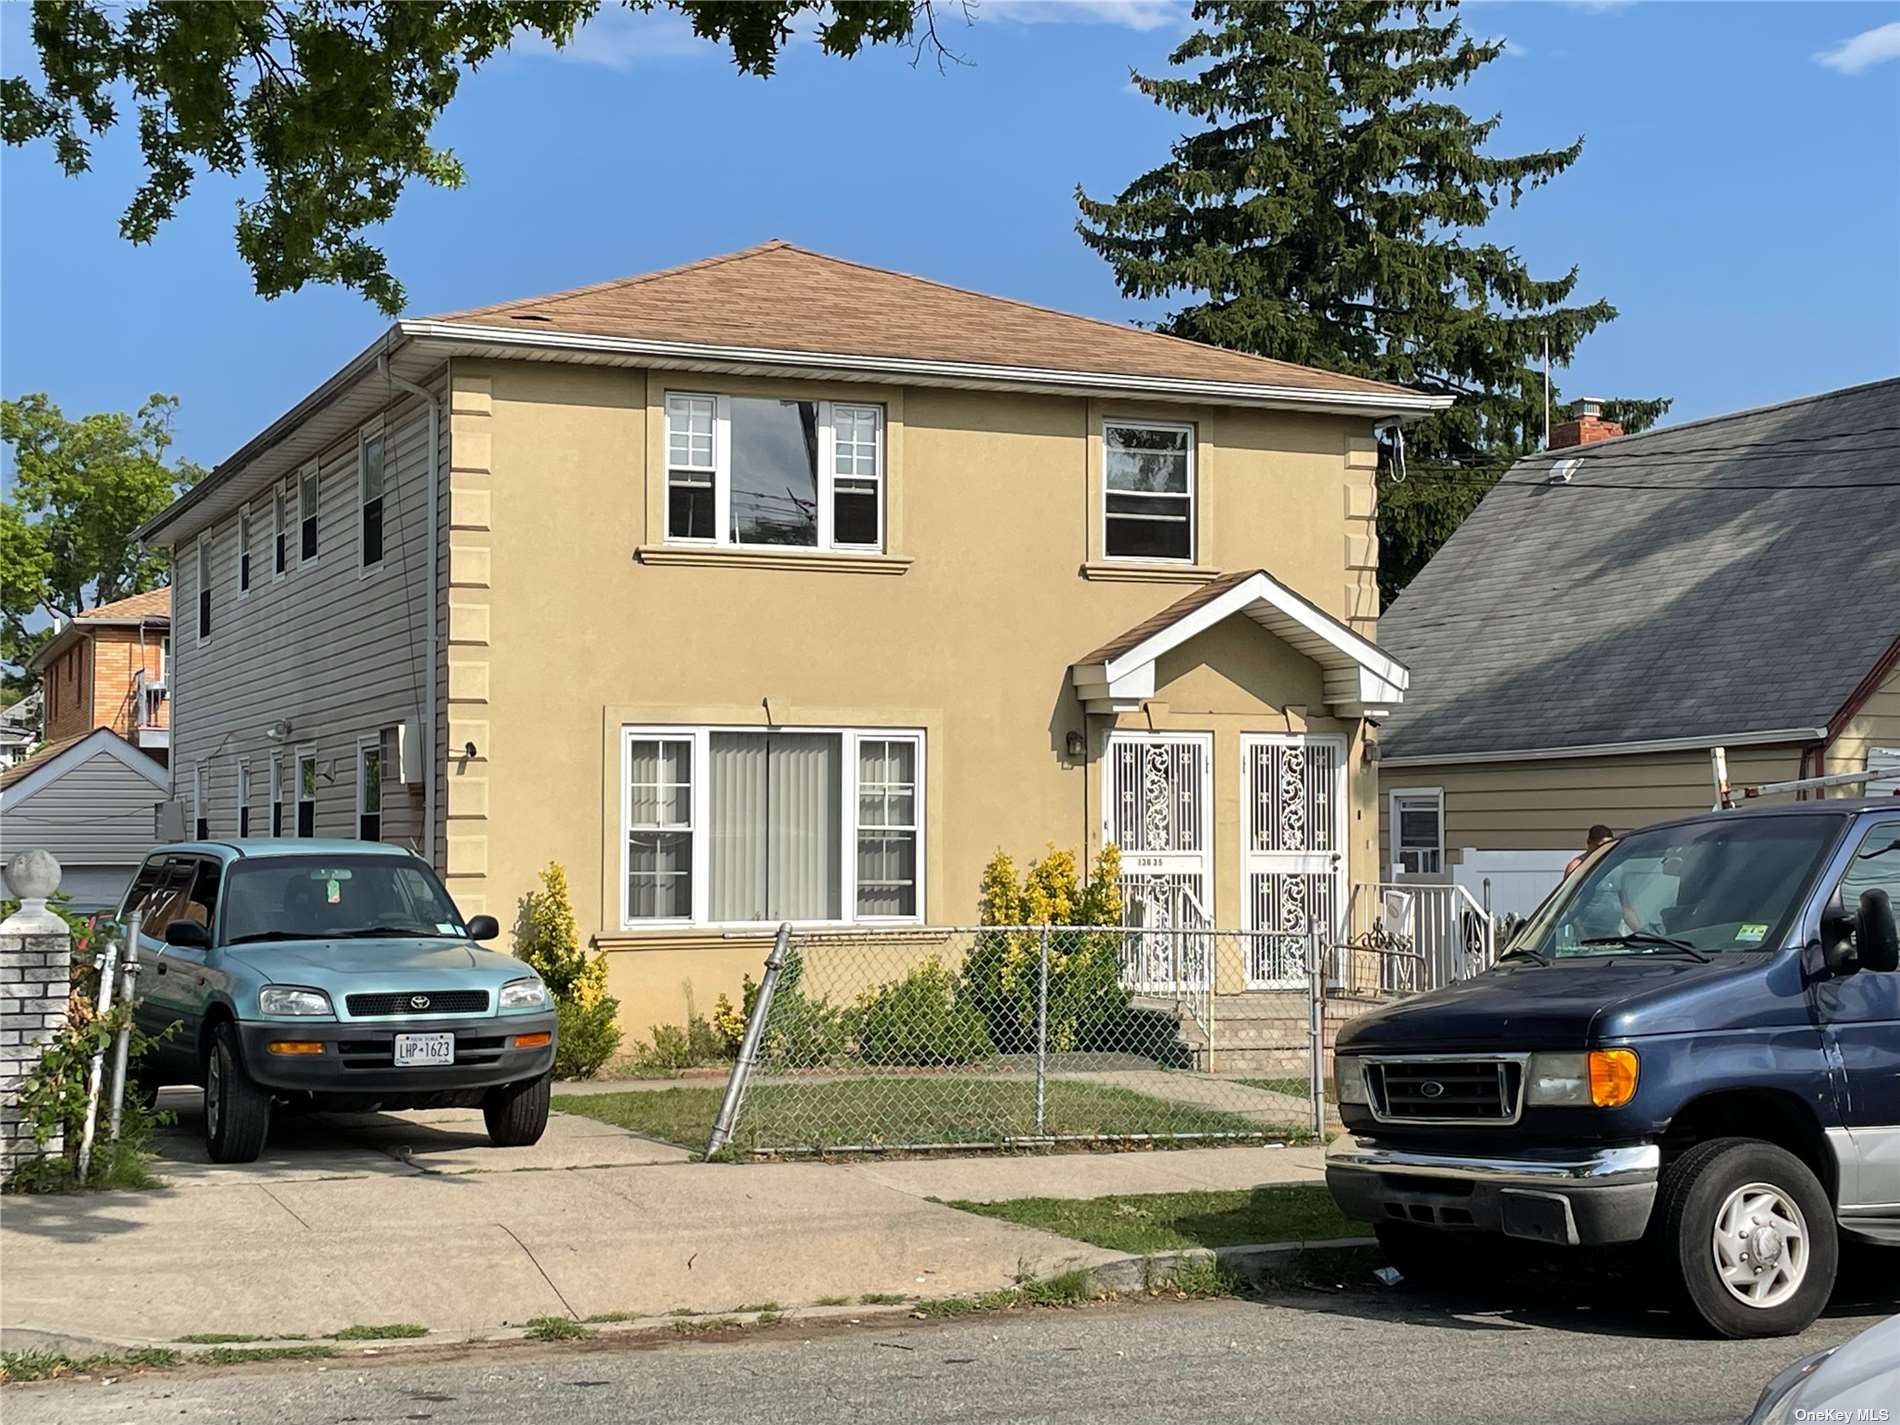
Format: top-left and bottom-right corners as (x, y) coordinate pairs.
(1565, 824), (1615, 877)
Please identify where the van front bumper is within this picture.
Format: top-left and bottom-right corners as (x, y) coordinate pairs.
(1325, 1137), (1661, 1246)
(238, 1013), (557, 1096)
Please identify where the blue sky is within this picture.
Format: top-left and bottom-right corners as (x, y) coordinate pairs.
(3, 0), (1897, 478)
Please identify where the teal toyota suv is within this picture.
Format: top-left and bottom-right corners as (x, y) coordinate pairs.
(118, 840), (557, 1163)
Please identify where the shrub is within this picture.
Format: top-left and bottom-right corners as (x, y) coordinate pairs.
(2, 956), (170, 1194)
(622, 997), (732, 1075)
(852, 956), (993, 1067)
(513, 864), (621, 1079)
(755, 952), (848, 1068)
(960, 844), (1132, 1054)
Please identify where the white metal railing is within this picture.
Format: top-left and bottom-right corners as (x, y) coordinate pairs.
(1344, 880), (1494, 989)
(132, 669), (167, 729)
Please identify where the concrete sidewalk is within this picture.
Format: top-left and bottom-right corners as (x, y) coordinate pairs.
(0, 1093), (1326, 1349)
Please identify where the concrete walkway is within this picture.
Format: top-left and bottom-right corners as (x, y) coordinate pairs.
(0, 1091), (1326, 1349)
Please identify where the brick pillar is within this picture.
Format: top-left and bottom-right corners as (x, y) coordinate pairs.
(2, 851), (74, 1177)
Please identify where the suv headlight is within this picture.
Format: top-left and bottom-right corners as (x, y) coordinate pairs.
(1334, 1055), (1369, 1106)
(1526, 1049), (1639, 1108)
(259, 986), (334, 1017)
(499, 977), (549, 1011)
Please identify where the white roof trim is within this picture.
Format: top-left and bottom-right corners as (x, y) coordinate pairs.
(1071, 570), (1408, 718)
(1378, 726), (1830, 768)
(0, 728), (171, 806)
(401, 320), (1452, 417)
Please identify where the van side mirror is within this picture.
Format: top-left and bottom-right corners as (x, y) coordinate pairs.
(466, 914), (500, 942)
(1857, 889), (1899, 974)
(164, 919), (211, 950)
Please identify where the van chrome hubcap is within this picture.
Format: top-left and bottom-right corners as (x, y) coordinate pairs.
(1712, 1182), (1807, 1308)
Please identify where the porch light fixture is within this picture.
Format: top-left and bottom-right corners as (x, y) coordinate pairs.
(265, 719), (293, 741)
(1065, 731), (1087, 759)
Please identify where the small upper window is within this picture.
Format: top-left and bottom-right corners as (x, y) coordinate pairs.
(196, 536), (213, 642)
(237, 761), (253, 837)
(299, 463), (320, 564)
(273, 482), (289, 578)
(1104, 422), (1194, 562)
(665, 395), (885, 552)
(237, 506), (253, 594)
(359, 433), (386, 568)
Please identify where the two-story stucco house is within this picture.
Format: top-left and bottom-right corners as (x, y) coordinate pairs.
(137, 241), (1448, 1033)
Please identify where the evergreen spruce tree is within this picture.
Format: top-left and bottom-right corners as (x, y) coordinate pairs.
(1077, 0), (1668, 601)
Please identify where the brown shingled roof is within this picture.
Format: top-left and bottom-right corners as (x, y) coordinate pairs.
(428, 241), (1415, 398)
(0, 732), (88, 791)
(77, 587), (170, 624)
(1076, 570), (1262, 667)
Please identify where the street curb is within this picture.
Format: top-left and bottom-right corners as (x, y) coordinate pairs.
(1088, 1236), (1378, 1293)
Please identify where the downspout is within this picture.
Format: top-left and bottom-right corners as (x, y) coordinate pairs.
(379, 354), (441, 868)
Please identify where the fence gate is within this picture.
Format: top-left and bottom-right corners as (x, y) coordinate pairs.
(1241, 734), (1346, 988)
(1105, 731), (1212, 991)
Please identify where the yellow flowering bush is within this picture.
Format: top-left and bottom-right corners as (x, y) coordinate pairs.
(513, 863), (621, 1078)
(962, 844), (1127, 1054)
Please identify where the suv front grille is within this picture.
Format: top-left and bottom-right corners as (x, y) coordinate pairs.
(345, 990), (489, 1017)
(1370, 1059), (1523, 1124)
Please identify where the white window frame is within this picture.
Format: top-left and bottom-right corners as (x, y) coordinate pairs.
(356, 734), (383, 840)
(358, 427), (387, 577)
(236, 503), (254, 598)
(195, 534), (213, 646)
(237, 760), (253, 838)
(190, 762), (207, 841)
(298, 461), (321, 570)
(1102, 418), (1196, 565)
(663, 394), (886, 553)
(295, 746), (318, 839)
(1388, 787), (1445, 878)
(272, 480), (290, 582)
(618, 724), (925, 930)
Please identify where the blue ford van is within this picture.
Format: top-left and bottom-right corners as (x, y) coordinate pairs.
(1325, 800), (1898, 1338)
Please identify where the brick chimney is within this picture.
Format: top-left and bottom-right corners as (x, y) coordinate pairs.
(1550, 397), (1622, 450)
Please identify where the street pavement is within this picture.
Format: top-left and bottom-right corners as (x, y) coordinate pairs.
(1, 1090), (1328, 1347)
(7, 1287), (1892, 1425)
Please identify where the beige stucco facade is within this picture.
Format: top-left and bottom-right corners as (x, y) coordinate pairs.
(439, 360), (1390, 1032)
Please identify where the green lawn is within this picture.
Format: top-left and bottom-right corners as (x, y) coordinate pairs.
(1236, 1076), (1310, 1100)
(950, 1185), (1359, 1254)
(553, 1078), (1309, 1154)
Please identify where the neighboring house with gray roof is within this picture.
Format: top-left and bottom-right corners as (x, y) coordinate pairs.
(1374, 377), (1900, 916)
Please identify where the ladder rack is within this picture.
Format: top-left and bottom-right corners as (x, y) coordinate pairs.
(1710, 745), (1900, 810)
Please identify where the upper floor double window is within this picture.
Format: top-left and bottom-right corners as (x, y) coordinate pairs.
(1104, 421), (1195, 562)
(666, 394), (884, 552)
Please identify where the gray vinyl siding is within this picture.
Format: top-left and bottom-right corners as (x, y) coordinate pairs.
(169, 379), (444, 852)
(3, 746), (165, 908)
(1378, 743), (1808, 860)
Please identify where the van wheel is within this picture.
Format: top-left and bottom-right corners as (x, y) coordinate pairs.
(483, 1073), (551, 1147)
(1654, 1136), (1837, 1338)
(203, 1023), (271, 1164)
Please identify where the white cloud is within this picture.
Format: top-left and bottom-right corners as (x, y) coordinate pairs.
(512, 6), (713, 70)
(1814, 20), (1900, 75)
(974, 0), (1186, 32)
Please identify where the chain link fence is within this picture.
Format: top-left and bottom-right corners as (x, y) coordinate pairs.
(704, 922), (1442, 1157)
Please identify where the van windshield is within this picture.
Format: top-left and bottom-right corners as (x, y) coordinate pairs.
(223, 856), (467, 945)
(1509, 815), (1844, 959)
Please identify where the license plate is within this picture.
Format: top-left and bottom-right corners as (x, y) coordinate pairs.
(393, 1032), (455, 1067)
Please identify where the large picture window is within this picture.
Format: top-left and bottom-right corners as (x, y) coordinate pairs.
(1104, 421), (1194, 562)
(665, 394), (884, 552)
(622, 726), (923, 926)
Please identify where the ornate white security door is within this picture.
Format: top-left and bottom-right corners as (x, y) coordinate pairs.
(1241, 734), (1347, 989)
(1103, 732), (1213, 991)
